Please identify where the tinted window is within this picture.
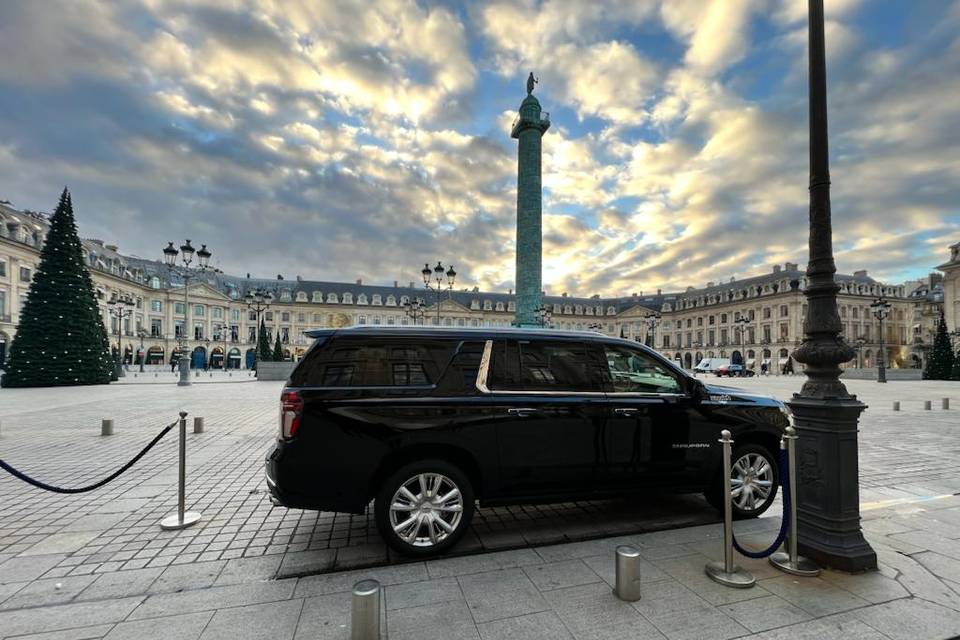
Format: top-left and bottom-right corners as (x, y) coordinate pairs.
(435, 341), (485, 395)
(602, 345), (681, 394)
(291, 337), (452, 387)
(489, 340), (600, 392)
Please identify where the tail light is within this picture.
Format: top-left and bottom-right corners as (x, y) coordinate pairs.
(280, 389), (303, 440)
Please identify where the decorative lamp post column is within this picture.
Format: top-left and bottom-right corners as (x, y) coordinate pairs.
(734, 315), (750, 369)
(644, 313), (661, 347)
(137, 327), (147, 373)
(107, 293), (135, 379)
(421, 262), (455, 325)
(855, 336), (866, 369)
(163, 240), (212, 387)
(870, 297), (891, 383)
(244, 281), (274, 372)
(786, 0), (876, 573)
(403, 298), (426, 325)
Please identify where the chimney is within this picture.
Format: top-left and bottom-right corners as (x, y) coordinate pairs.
(508, 289), (513, 295)
(632, 292), (638, 298)
(296, 275), (303, 282)
(657, 288), (662, 295)
(562, 292), (568, 298)
(706, 282), (714, 288)
(393, 280), (398, 288)
(785, 262), (798, 271)
(409, 281), (415, 288)
(853, 270), (867, 278)
(473, 286), (479, 292)
(773, 265), (782, 273)
(356, 278), (362, 285)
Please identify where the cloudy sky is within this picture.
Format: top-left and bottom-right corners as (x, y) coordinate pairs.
(1, 0), (958, 296)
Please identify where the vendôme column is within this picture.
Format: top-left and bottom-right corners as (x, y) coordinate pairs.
(511, 72), (550, 327)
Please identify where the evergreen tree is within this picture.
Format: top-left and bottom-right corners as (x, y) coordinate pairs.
(1, 189), (112, 387)
(257, 320), (272, 362)
(951, 348), (960, 382)
(272, 334), (284, 361)
(923, 311), (954, 380)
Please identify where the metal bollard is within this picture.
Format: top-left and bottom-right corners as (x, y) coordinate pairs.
(351, 579), (381, 640)
(193, 416), (204, 434)
(924, 400), (932, 411)
(613, 545), (642, 601)
(893, 401), (900, 411)
(770, 426), (820, 576)
(159, 411), (202, 530)
(101, 419), (114, 436)
(943, 398), (950, 410)
(705, 430), (756, 588)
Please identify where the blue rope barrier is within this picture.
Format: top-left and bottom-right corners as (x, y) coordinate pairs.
(732, 448), (790, 559)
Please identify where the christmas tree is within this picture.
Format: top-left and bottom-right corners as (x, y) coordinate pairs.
(923, 311), (954, 380)
(951, 348), (960, 381)
(1, 188), (113, 387)
(257, 320), (272, 362)
(272, 333), (284, 361)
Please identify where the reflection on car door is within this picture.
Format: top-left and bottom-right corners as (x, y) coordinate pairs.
(596, 343), (697, 489)
(481, 338), (608, 498)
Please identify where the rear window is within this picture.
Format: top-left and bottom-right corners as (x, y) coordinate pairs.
(488, 339), (601, 392)
(290, 336), (453, 387)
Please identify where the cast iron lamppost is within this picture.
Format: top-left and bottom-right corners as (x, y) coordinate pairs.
(733, 314), (750, 368)
(643, 312), (661, 347)
(107, 293), (135, 379)
(163, 240), (212, 386)
(421, 262), (456, 325)
(244, 279), (274, 372)
(535, 304), (552, 328)
(786, 0), (876, 573)
(403, 298), (426, 325)
(136, 327), (147, 373)
(870, 297), (891, 383)
(855, 336), (866, 369)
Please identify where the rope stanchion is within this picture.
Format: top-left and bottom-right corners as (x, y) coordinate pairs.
(770, 426), (820, 576)
(0, 417), (179, 494)
(705, 430), (756, 588)
(732, 447), (790, 558)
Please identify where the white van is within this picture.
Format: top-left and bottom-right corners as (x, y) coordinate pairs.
(694, 358), (730, 374)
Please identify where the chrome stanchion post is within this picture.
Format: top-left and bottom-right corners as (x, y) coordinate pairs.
(770, 426), (820, 576)
(351, 579), (381, 640)
(160, 411), (202, 530)
(613, 545), (642, 601)
(705, 430), (756, 588)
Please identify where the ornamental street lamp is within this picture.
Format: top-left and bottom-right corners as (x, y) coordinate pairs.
(733, 314), (750, 368)
(244, 277), (275, 372)
(422, 261), (456, 325)
(870, 297), (891, 383)
(163, 240), (212, 386)
(643, 313), (661, 347)
(534, 304), (552, 328)
(403, 297), (426, 325)
(136, 327), (147, 373)
(107, 293), (135, 380)
(786, 0), (876, 572)
(855, 336), (866, 369)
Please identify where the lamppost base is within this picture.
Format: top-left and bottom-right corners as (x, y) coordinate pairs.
(769, 551), (821, 577)
(704, 561), (756, 588)
(160, 511), (201, 530)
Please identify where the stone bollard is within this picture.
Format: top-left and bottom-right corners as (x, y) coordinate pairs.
(101, 419), (114, 436)
(893, 401), (900, 411)
(924, 400), (932, 411)
(351, 580), (381, 640)
(193, 417), (204, 434)
(943, 398), (950, 410)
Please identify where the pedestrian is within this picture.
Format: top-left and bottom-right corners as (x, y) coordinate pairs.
(760, 361), (768, 376)
(170, 357), (178, 373)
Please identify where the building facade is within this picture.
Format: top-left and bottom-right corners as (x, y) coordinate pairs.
(938, 242), (960, 343)
(0, 201), (922, 373)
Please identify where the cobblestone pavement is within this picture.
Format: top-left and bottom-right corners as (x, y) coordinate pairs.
(0, 376), (958, 623)
(3, 497), (960, 639)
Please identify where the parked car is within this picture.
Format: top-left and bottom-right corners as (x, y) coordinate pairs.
(694, 357), (730, 375)
(265, 327), (789, 557)
(715, 364), (755, 377)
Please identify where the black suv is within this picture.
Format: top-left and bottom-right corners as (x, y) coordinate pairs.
(265, 327), (788, 557)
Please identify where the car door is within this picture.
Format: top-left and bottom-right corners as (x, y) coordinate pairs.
(597, 342), (699, 490)
(480, 337), (609, 498)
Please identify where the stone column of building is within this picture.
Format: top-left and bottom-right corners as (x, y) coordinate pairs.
(938, 242), (960, 336)
(511, 73), (550, 327)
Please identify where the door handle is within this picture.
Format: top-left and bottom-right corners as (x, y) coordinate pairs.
(507, 407), (539, 417)
(614, 407), (639, 416)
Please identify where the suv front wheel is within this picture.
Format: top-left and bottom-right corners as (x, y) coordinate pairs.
(374, 459), (475, 557)
(705, 444), (779, 519)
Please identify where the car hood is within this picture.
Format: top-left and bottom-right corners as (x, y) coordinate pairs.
(701, 382), (783, 408)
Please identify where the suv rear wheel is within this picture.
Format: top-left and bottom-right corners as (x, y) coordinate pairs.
(375, 459), (475, 557)
(705, 444), (779, 519)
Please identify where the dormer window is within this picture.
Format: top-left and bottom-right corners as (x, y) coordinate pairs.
(357, 293), (368, 305)
(296, 292), (307, 302)
(507, 301), (515, 312)
(312, 291), (323, 303)
(495, 302), (505, 312)
(483, 300), (492, 311)
(607, 306), (616, 315)
(342, 292), (353, 304)
(327, 292), (338, 303)
(372, 294), (382, 305)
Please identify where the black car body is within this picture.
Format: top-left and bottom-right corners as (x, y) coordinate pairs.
(265, 327), (788, 556)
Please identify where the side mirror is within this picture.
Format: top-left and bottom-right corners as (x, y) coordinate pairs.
(688, 378), (706, 402)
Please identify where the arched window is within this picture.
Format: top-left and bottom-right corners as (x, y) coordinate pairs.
(483, 300), (492, 310)
(150, 276), (161, 289)
(342, 292), (353, 304)
(400, 295), (410, 305)
(372, 294), (382, 305)
(326, 292), (338, 303)
(296, 292), (307, 302)
(313, 291), (323, 303)
(495, 302), (504, 312)
(357, 294), (367, 305)
(386, 295), (396, 306)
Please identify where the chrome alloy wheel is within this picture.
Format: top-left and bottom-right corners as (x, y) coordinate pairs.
(730, 452), (774, 512)
(388, 473), (464, 547)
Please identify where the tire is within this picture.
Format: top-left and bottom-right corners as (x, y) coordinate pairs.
(705, 444), (779, 519)
(375, 459), (475, 558)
